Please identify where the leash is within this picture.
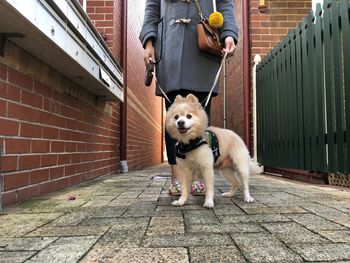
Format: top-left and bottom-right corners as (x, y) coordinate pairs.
(203, 50), (228, 108)
(154, 50), (228, 105)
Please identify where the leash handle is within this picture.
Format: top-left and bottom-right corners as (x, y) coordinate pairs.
(204, 50), (228, 108)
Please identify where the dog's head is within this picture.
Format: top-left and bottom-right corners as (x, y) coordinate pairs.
(165, 94), (208, 144)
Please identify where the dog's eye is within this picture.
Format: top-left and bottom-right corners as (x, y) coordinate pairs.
(186, 114), (192, 119)
(174, 115), (179, 120)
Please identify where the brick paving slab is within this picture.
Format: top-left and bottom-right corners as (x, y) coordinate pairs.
(261, 222), (328, 244)
(243, 206), (307, 214)
(183, 210), (220, 224)
(0, 251), (35, 263)
(0, 237), (57, 251)
(81, 216), (150, 227)
(147, 217), (185, 235)
(0, 164), (349, 262)
(109, 248), (189, 263)
(313, 212), (350, 228)
(212, 203), (246, 215)
(122, 201), (157, 217)
(142, 233), (234, 247)
(232, 232), (303, 262)
(287, 213), (348, 231)
(318, 230), (350, 243)
(79, 241), (121, 263)
(25, 226), (109, 237)
(0, 213), (63, 237)
(108, 198), (136, 207)
(26, 236), (99, 263)
(47, 211), (96, 227)
(218, 213), (292, 224)
(289, 243), (350, 261)
(96, 223), (149, 248)
(151, 210), (183, 217)
(155, 204), (206, 211)
(189, 246), (247, 263)
(187, 223), (265, 234)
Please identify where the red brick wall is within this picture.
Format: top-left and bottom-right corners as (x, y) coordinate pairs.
(250, 0), (312, 61)
(0, 0), (163, 206)
(0, 42), (120, 206)
(211, 0), (244, 139)
(86, 0), (122, 65)
(86, 0), (163, 169)
(126, 0), (163, 170)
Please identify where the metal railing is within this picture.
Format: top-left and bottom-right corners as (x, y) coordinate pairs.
(256, 0), (350, 174)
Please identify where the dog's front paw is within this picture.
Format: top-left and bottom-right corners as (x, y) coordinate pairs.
(172, 200), (185, 207)
(244, 194), (254, 203)
(203, 200), (214, 208)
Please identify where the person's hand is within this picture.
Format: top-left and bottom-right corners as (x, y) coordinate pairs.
(223, 36), (236, 56)
(144, 39), (156, 66)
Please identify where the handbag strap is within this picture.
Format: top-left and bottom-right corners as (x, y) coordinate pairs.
(194, 0), (205, 21)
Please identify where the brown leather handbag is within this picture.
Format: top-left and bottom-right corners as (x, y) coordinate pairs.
(194, 0), (223, 56)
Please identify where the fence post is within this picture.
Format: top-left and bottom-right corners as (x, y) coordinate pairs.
(253, 55), (262, 162)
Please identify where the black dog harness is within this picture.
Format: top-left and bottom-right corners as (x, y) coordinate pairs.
(175, 130), (220, 163)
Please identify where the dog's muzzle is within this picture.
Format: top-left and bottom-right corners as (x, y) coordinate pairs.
(177, 120), (189, 134)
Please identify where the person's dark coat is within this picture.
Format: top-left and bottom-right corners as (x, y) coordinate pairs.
(140, 0), (239, 97)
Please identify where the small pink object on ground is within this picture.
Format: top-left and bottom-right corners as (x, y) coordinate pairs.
(68, 195), (76, 201)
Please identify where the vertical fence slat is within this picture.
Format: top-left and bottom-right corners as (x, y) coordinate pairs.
(331, 0), (346, 172)
(341, 0), (350, 173)
(307, 11), (319, 170)
(323, 0), (337, 172)
(277, 43), (283, 166)
(272, 50), (278, 166)
(295, 23), (305, 169)
(290, 29), (299, 168)
(281, 39), (289, 167)
(302, 14), (312, 170)
(315, 3), (327, 172)
(285, 34), (293, 167)
(266, 55), (272, 165)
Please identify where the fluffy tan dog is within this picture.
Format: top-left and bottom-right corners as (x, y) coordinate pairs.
(165, 94), (262, 208)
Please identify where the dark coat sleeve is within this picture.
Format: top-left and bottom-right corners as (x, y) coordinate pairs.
(217, 0), (239, 44)
(139, 0), (161, 48)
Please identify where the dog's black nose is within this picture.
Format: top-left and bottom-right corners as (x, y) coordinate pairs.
(177, 120), (185, 128)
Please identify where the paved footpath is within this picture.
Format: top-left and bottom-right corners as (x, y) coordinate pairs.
(1, 164), (350, 263)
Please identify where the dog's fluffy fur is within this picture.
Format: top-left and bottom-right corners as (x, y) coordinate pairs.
(165, 94), (262, 208)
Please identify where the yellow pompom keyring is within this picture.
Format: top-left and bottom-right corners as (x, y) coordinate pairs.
(208, 0), (224, 29)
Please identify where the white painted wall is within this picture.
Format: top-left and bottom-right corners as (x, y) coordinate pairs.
(312, 0), (324, 11)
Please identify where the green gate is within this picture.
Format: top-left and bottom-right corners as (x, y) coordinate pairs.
(256, 0), (350, 174)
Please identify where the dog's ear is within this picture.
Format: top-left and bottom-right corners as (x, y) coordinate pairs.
(185, 94), (199, 104)
(174, 95), (185, 104)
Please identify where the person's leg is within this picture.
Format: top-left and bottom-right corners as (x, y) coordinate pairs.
(188, 92), (212, 194)
(165, 94), (183, 195)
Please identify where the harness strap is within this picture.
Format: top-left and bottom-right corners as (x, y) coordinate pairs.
(175, 130), (220, 163)
(175, 137), (207, 159)
(206, 130), (220, 163)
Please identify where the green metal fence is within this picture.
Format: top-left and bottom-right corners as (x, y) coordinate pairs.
(256, 0), (350, 174)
